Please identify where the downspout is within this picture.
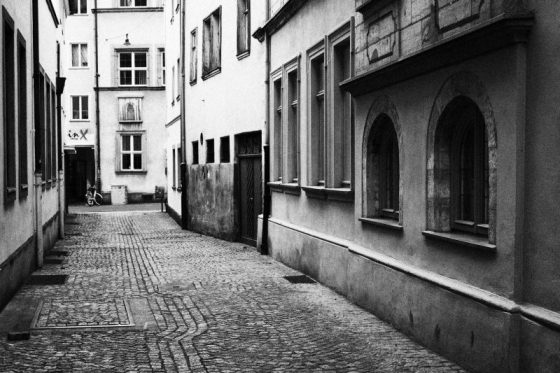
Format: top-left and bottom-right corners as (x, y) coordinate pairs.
(56, 41), (64, 239)
(32, 0), (43, 267)
(260, 0), (272, 255)
(94, 0), (101, 192)
(179, 0), (189, 229)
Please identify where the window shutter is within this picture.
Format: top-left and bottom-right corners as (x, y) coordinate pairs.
(115, 135), (122, 171)
(156, 52), (162, 86)
(142, 134), (148, 171)
(114, 51), (119, 86)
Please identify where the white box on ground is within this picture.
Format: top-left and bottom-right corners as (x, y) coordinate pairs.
(111, 185), (128, 205)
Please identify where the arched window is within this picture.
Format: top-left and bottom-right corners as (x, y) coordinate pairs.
(365, 114), (400, 221)
(435, 96), (489, 236)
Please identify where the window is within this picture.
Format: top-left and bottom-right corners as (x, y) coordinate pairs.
(176, 146), (182, 189)
(17, 33), (28, 195)
(71, 96), (89, 120)
(172, 148), (176, 188)
(366, 115), (399, 221)
(3, 10), (16, 201)
(451, 100), (488, 235)
(158, 49), (165, 86)
(220, 136), (230, 163)
(192, 141), (199, 165)
(286, 68), (299, 183)
(118, 51), (147, 86)
(206, 139), (215, 164)
(190, 28), (198, 84)
(50, 84), (56, 181)
(272, 77), (282, 181)
(331, 37), (352, 188)
(71, 43), (88, 67)
(176, 58), (181, 101)
(431, 95), (489, 237)
(119, 134), (143, 171)
(202, 7), (221, 78)
(309, 51), (325, 186)
(45, 82), (52, 181)
(69, 0), (87, 15)
(237, 0), (250, 56)
(120, 0), (147, 7)
(38, 73), (45, 180)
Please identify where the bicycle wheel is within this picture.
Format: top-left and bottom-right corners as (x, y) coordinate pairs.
(94, 193), (103, 205)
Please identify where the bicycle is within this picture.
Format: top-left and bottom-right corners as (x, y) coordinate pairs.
(85, 185), (103, 206)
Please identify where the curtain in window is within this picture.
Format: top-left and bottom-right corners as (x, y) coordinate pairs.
(80, 45), (88, 66)
(120, 0), (133, 6)
(71, 44), (79, 67)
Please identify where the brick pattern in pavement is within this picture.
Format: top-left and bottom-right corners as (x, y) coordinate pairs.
(0, 212), (467, 372)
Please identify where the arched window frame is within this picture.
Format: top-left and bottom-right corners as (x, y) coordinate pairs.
(426, 72), (497, 244)
(362, 96), (403, 226)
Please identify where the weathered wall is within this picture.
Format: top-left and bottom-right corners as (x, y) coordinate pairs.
(187, 164), (235, 241)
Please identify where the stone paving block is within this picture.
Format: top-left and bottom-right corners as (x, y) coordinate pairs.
(0, 211), (467, 372)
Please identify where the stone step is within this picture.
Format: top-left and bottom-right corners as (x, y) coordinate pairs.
(44, 256), (65, 265)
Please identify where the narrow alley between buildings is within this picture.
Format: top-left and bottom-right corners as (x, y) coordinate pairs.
(0, 209), (465, 372)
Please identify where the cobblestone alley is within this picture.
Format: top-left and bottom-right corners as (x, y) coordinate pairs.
(0, 211), (466, 372)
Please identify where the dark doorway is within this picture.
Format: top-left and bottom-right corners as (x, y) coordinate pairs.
(65, 147), (95, 203)
(236, 131), (262, 246)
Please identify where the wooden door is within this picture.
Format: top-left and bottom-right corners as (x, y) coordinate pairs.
(236, 132), (262, 246)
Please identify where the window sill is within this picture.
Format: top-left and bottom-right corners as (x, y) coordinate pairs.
(202, 67), (221, 81)
(237, 50), (250, 60)
(68, 66), (90, 70)
(70, 119), (90, 123)
(115, 170), (148, 175)
(268, 181), (301, 195)
(119, 120), (142, 124)
(190, 79), (197, 86)
(359, 217), (403, 232)
(422, 230), (496, 252)
(302, 186), (354, 202)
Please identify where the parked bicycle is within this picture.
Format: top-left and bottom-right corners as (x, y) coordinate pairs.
(85, 185), (103, 206)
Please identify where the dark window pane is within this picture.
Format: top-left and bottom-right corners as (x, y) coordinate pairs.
(80, 0), (87, 14)
(120, 71), (132, 85)
(135, 70), (147, 85)
(69, 0), (78, 14)
(122, 135), (130, 151)
(81, 96), (88, 119)
(135, 0), (147, 5)
(133, 135), (141, 151)
(120, 53), (132, 67)
(459, 127), (474, 222)
(122, 154), (131, 169)
(72, 96), (80, 119)
(133, 154), (142, 169)
(134, 53), (146, 67)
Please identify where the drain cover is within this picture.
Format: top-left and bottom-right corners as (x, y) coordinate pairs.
(26, 275), (68, 285)
(284, 275), (316, 284)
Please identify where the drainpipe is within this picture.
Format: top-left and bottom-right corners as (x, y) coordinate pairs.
(94, 0), (101, 193)
(260, 0), (272, 255)
(56, 41), (65, 239)
(32, 0), (43, 267)
(179, 0), (189, 229)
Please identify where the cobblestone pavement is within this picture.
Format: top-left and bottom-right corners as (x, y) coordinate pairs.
(0, 211), (467, 373)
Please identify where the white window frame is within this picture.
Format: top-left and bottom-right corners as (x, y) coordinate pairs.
(158, 49), (166, 86)
(119, 133), (144, 172)
(70, 95), (89, 121)
(70, 43), (88, 68)
(118, 97), (143, 123)
(117, 50), (148, 86)
(69, 0), (87, 15)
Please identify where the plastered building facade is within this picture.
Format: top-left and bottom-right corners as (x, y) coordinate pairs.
(257, 0), (560, 371)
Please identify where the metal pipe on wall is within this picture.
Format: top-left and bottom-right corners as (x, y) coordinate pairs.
(94, 0), (101, 193)
(179, 0), (189, 229)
